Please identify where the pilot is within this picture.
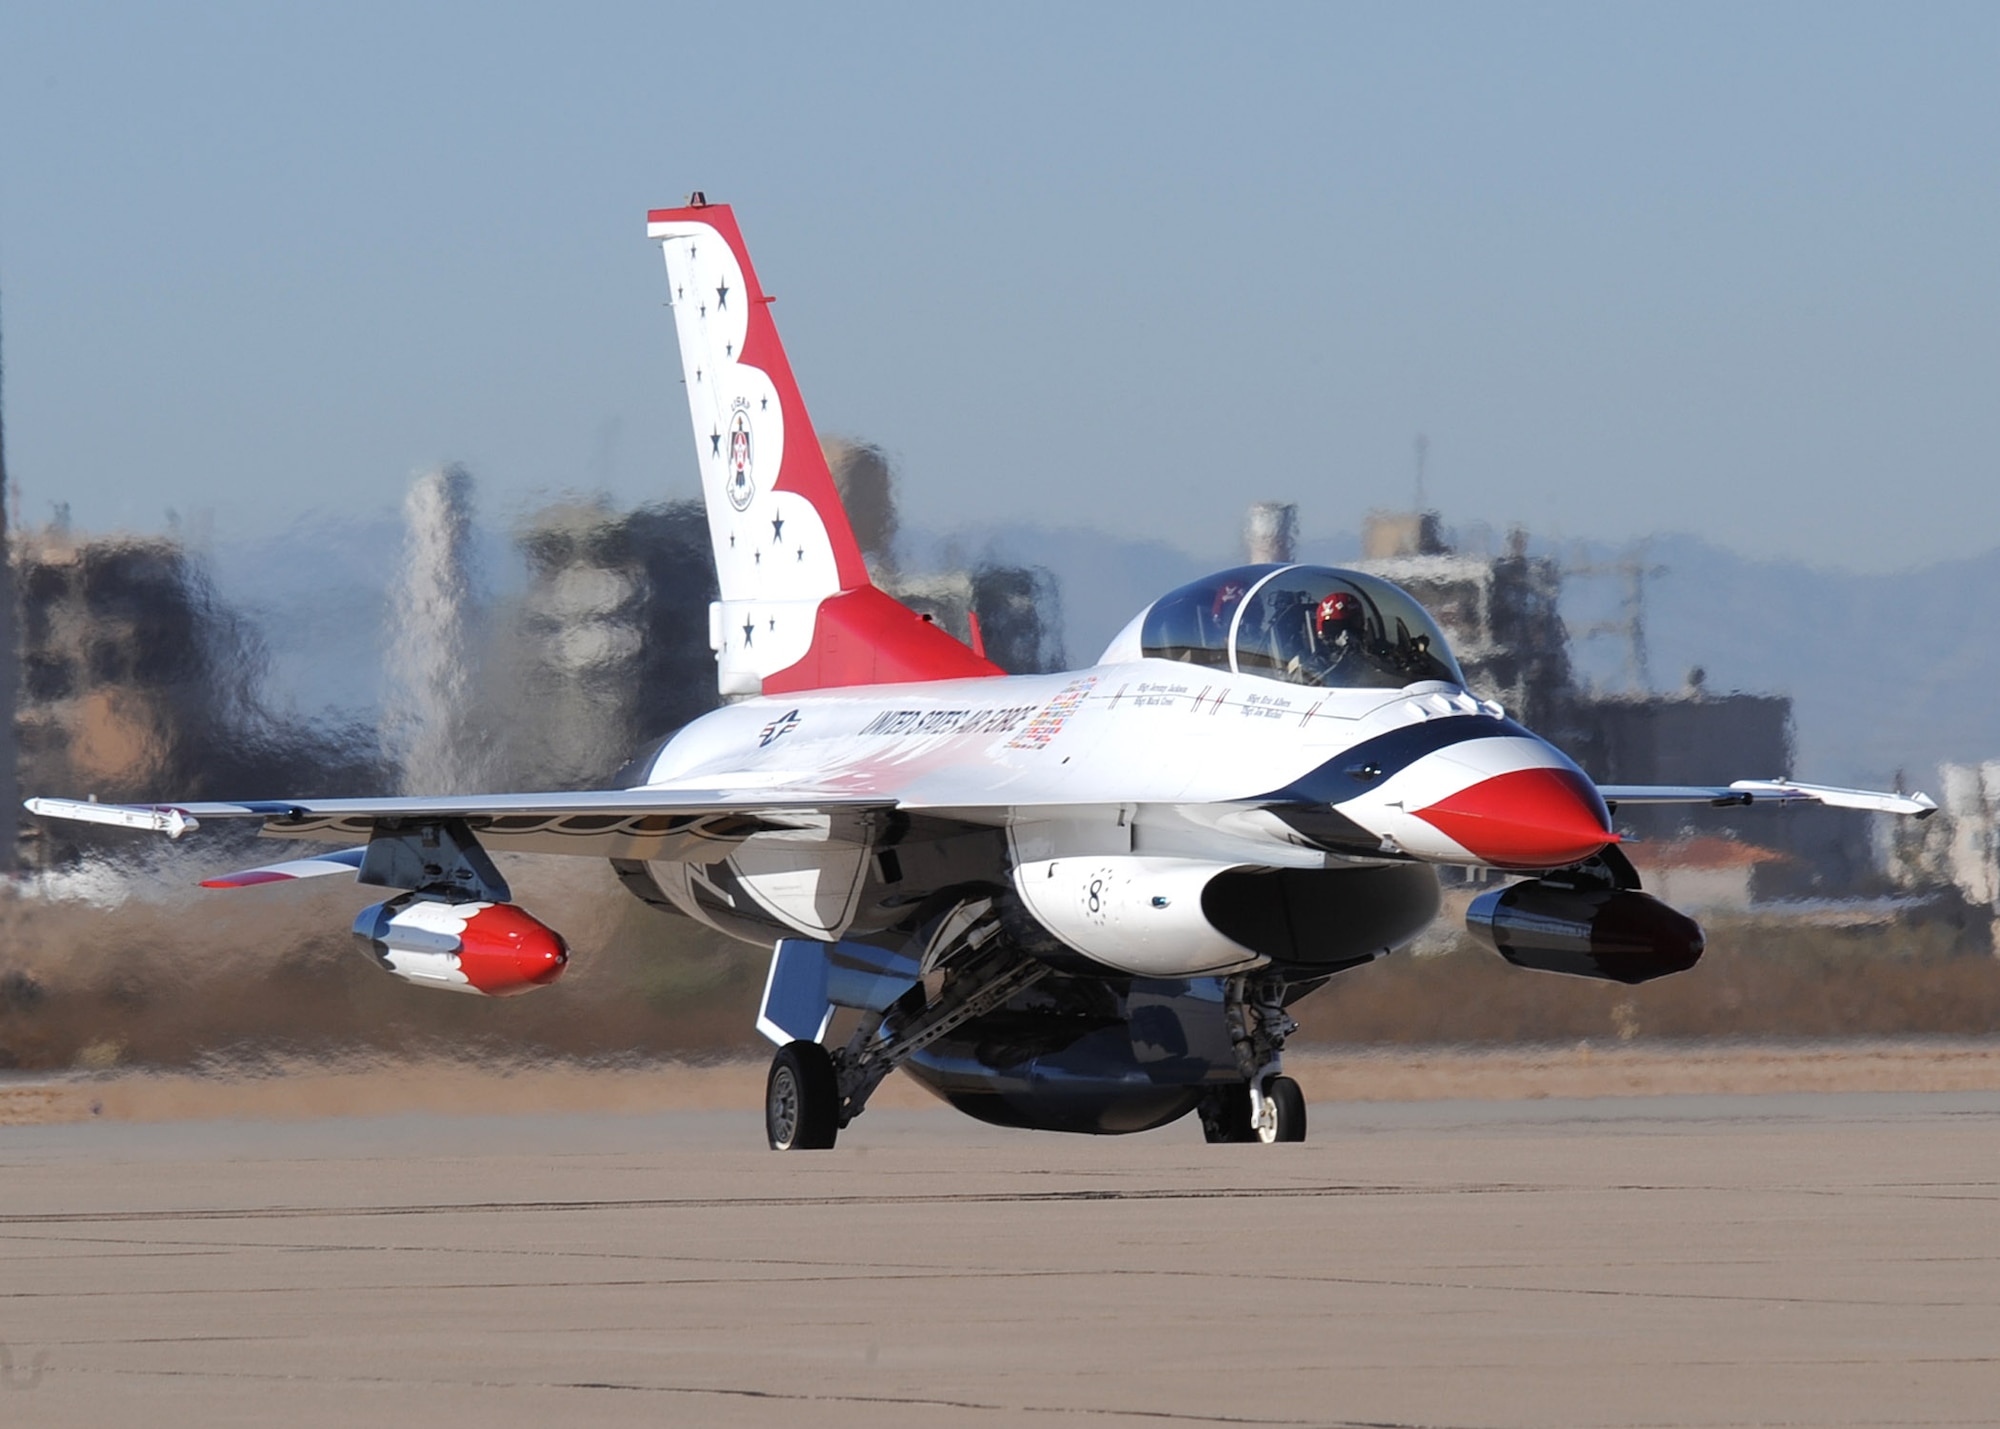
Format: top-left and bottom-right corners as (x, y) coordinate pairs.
(1264, 587), (1351, 684)
(1309, 589), (1366, 679)
(1188, 578), (1245, 661)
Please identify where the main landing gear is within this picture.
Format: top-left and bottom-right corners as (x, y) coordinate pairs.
(760, 950), (1314, 1150)
(1198, 973), (1307, 1144)
(765, 1041), (841, 1151)
(763, 938), (1049, 1151)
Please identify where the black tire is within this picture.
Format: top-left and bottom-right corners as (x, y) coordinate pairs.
(1200, 1083), (1257, 1143)
(766, 1041), (840, 1150)
(1260, 1075), (1307, 1144)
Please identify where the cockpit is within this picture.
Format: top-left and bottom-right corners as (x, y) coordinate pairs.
(1132, 564), (1465, 690)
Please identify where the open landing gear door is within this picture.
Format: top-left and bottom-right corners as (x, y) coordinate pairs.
(756, 938), (923, 1047)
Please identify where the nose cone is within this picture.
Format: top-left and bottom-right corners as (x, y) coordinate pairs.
(1411, 765), (1616, 870)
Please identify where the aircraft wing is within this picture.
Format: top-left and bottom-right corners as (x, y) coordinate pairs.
(28, 770), (1937, 885)
(1595, 779), (1937, 817)
(31, 770), (1940, 850)
(24, 788), (900, 862)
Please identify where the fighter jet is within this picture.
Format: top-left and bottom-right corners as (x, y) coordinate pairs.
(28, 196), (1936, 1149)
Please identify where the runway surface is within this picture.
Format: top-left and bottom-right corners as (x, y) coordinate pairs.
(3, 1090), (1997, 1427)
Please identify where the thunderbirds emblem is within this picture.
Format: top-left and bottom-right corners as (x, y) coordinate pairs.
(727, 407), (755, 511)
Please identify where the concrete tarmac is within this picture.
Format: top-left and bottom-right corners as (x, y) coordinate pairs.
(2, 1091), (1997, 1427)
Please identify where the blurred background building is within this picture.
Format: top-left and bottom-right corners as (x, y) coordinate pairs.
(7, 519), (386, 872)
(827, 437), (1066, 676)
(499, 497), (718, 791)
(0, 298), (19, 877)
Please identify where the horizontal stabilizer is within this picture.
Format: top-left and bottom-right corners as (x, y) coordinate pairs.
(200, 847), (367, 889)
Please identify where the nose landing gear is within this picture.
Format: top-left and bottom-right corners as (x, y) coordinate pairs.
(1198, 1073), (1307, 1143)
(1251, 1074), (1307, 1143)
(1199, 973), (1308, 1144)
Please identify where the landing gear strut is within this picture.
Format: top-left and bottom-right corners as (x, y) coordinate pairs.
(1200, 973), (1307, 1144)
(764, 934), (1049, 1150)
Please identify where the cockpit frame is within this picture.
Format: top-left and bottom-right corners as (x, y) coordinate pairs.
(1136, 564), (1465, 692)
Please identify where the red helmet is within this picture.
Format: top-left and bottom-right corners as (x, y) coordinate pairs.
(1314, 590), (1361, 637)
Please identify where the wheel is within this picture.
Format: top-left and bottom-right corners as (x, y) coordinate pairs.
(1199, 1083), (1257, 1143)
(766, 1040), (840, 1150)
(1254, 1075), (1307, 1144)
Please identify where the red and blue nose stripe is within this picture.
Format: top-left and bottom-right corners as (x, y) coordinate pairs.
(1258, 715), (1617, 870)
(1408, 763), (1615, 869)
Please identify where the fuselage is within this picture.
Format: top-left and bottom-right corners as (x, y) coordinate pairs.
(633, 658), (1613, 876)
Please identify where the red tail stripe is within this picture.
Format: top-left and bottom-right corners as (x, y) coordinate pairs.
(760, 587), (1004, 693)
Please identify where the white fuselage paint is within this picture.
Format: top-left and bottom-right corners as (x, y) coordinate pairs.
(638, 660), (1564, 868)
(628, 660), (1587, 974)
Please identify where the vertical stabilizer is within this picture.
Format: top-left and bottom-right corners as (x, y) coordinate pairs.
(648, 197), (1000, 695)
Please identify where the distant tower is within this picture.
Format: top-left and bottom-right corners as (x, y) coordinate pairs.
(1243, 502), (1298, 565)
(822, 438), (899, 578)
(384, 464), (485, 795)
(1566, 541), (1667, 692)
(0, 289), (18, 874)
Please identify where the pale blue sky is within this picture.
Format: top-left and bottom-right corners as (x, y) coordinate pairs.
(1, 1), (1994, 570)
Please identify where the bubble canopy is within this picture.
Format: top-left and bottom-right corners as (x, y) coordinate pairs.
(1138, 565), (1465, 690)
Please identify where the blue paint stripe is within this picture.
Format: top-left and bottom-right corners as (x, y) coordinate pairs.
(1253, 713), (1536, 806)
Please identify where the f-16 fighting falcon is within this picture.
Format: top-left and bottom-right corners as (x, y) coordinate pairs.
(28, 196), (1937, 1150)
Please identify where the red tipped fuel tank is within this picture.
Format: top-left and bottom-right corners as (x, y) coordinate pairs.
(352, 897), (569, 996)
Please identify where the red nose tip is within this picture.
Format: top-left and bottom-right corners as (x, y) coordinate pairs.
(456, 904), (571, 996)
(1413, 767), (1616, 870)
